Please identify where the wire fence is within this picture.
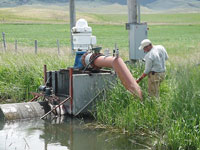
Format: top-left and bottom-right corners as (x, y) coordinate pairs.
(1, 32), (72, 55)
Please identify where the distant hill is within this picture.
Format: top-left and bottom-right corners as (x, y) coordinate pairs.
(0, 0), (200, 13)
(145, 0), (200, 10)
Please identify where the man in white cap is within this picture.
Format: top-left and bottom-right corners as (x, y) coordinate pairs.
(136, 39), (169, 97)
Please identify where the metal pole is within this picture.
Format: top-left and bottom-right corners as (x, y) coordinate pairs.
(127, 0), (137, 24)
(69, 68), (73, 114)
(69, 0), (76, 54)
(44, 65), (47, 85)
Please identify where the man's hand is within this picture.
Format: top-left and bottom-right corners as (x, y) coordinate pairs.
(136, 73), (147, 84)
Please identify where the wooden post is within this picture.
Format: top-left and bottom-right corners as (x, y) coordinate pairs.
(57, 39), (60, 55)
(35, 40), (37, 54)
(15, 40), (18, 53)
(2, 32), (6, 52)
(70, 0), (76, 54)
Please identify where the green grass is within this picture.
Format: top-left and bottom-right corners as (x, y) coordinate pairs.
(0, 53), (73, 102)
(165, 64), (200, 149)
(1, 23), (200, 57)
(141, 13), (200, 24)
(0, 24), (70, 48)
(89, 13), (200, 25)
(96, 62), (200, 149)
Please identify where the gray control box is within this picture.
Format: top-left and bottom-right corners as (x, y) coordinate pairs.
(127, 23), (148, 60)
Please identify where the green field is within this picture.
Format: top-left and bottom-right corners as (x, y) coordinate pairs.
(1, 6), (200, 149)
(1, 24), (200, 57)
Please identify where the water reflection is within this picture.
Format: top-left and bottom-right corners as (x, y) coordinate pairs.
(0, 117), (148, 150)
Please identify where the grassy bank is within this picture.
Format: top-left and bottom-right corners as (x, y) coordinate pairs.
(0, 53), (73, 102)
(96, 62), (200, 149)
(0, 10), (200, 149)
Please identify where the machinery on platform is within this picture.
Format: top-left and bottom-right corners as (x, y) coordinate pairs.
(0, 19), (142, 121)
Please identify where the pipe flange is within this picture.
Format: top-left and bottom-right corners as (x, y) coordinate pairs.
(81, 53), (103, 70)
(81, 52), (88, 67)
(89, 53), (103, 70)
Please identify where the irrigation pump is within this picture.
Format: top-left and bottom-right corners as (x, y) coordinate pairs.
(0, 19), (142, 121)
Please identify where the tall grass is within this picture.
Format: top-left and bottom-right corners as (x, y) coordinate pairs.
(165, 63), (200, 149)
(96, 57), (200, 149)
(0, 52), (73, 102)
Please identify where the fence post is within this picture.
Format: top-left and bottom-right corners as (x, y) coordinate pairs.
(35, 40), (37, 54)
(2, 32), (7, 52)
(15, 40), (18, 53)
(57, 39), (60, 55)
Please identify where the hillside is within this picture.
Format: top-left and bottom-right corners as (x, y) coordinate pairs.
(0, 0), (200, 13)
(75, 0), (200, 14)
(146, 0), (200, 12)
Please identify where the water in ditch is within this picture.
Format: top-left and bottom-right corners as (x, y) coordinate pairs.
(0, 117), (152, 150)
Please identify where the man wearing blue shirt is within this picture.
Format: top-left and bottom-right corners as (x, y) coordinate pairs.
(136, 39), (169, 97)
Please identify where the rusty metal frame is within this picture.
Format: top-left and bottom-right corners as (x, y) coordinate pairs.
(69, 68), (73, 113)
(44, 65), (47, 85)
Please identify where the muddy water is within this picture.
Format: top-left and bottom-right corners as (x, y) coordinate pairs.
(0, 117), (150, 150)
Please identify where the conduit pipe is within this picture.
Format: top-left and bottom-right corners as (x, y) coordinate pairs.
(0, 102), (50, 121)
(83, 54), (142, 99)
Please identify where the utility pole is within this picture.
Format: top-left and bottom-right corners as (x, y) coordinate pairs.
(127, 0), (147, 61)
(69, 0), (76, 54)
(127, 0), (137, 24)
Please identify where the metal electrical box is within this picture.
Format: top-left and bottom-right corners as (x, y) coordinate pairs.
(127, 23), (148, 60)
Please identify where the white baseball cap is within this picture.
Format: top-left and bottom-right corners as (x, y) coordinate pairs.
(139, 39), (152, 50)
